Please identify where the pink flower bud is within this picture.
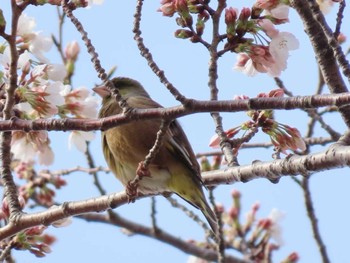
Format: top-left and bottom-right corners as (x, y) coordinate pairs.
(337, 32), (346, 44)
(239, 7), (251, 21)
(268, 88), (284, 97)
(228, 206), (238, 219)
(215, 203), (224, 214)
(65, 41), (80, 61)
(287, 252), (299, 262)
(225, 7), (237, 25)
(158, 2), (176, 17)
(231, 189), (241, 199)
(257, 218), (272, 229)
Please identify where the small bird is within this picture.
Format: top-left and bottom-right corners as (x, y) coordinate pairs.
(93, 77), (218, 234)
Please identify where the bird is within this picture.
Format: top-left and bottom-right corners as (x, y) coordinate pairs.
(93, 77), (218, 235)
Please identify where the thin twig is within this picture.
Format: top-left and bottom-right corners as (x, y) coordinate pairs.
(133, 0), (189, 104)
(276, 77), (341, 140)
(208, 188), (225, 263)
(127, 120), (170, 199)
(0, 239), (13, 261)
(150, 197), (158, 231)
(166, 196), (212, 240)
(61, 0), (130, 111)
(52, 7), (66, 64)
(334, 0), (346, 39)
(85, 142), (106, 196)
(208, 0), (236, 167)
(143, 120), (170, 168)
(301, 177), (330, 263)
(78, 212), (246, 263)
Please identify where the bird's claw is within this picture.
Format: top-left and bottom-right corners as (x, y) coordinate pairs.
(126, 162), (151, 203)
(126, 181), (138, 203)
(136, 161), (151, 178)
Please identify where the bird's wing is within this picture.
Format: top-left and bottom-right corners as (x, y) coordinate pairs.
(166, 120), (203, 183)
(129, 96), (202, 182)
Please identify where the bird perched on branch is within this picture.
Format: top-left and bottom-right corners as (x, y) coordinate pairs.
(93, 77), (218, 235)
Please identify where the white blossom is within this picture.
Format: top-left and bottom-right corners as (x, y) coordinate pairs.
(68, 131), (95, 152)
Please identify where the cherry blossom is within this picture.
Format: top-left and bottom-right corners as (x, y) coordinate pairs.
(16, 81), (66, 118)
(17, 13), (36, 36)
(61, 86), (100, 118)
(267, 208), (285, 245)
(316, 0), (334, 14)
(158, 0), (176, 17)
(11, 131), (54, 165)
(0, 46), (31, 71)
(17, 14), (53, 63)
(68, 131), (95, 153)
(265, 4), (289, 21)
(235, 19), (299, 77)
(234, 53), (259, 76)
(254, 0), (279, 10)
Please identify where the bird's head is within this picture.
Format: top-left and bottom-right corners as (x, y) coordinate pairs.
(93, 77), (150, 101)
(93, 77), (151, 117)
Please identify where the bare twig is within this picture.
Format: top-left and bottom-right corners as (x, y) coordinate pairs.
(166, 196), (212, 239)
(61, 0), (130, 111)
(85, 142), (106, 196)
(52, 7), (66, 64)
(334, 0), (346, 39)
(209, 188), (225, 263)
(208, 0), (237, 167)
(150, 197), (158, 231)
(301, 177), (330, 263)
(133, 0), (189, 104)
(0, 239), (13, 261)
(78, 212), (247, 263)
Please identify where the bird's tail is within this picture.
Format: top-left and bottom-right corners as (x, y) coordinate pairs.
(199, 196), (219, 237)
(169, 183), (218, 236)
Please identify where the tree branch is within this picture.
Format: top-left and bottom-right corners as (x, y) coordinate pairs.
(0, 93), (349, 132)
(301, 177), (330, 263)
(291, 0), (350, 127)
(1, 138), (350, 241)
(78, 213), (248, 263)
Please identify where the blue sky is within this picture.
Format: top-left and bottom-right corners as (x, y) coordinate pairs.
(1, 1), (350, 262)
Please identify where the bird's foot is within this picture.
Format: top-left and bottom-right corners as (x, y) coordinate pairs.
(136, 161), (151, 178)
(126, 181), (138, 203)
(126, 162), (151, 203)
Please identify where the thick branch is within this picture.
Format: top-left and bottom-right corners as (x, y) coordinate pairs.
(1, 140), (350, 240)
(0, 93), (349, 132)
(0, 191), (134, 240)
(291, 0), (350, 127)
(203, 142), (350, 186)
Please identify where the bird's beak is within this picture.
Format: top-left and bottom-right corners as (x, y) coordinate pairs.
(93, 85), (111, 98)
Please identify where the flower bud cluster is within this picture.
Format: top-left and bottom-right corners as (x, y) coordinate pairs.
(210, 189), (299, 262)
(209, 89), (306, 155)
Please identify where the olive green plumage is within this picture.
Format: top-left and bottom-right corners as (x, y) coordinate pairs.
(94, 77), (218, 234)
